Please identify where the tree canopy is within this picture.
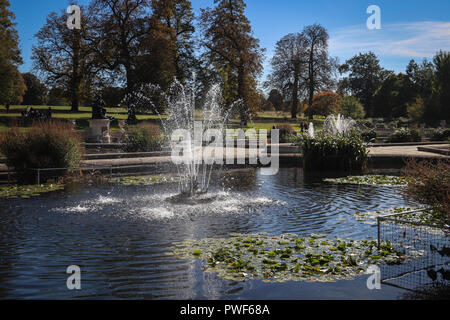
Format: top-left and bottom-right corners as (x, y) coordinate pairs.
(0, 0), (25, 105)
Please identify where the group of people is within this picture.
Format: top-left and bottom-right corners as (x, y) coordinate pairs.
(21, 106), (52, 120)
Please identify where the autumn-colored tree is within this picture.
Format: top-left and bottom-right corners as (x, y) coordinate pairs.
(136, 9), (177, 95)
(150, 0), (196, 82)
(200, 0), (264, 125)
(0, 0), (25, 105)
(305, 91), (342, 117)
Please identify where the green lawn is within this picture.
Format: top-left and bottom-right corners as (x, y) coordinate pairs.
(0, 106), (312, 133)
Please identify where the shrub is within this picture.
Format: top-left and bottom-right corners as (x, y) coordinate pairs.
(123, 123), (164, 152)
(341, 96), (365, 119)
(275, 124), (296, 143)
(387, 128), (422, 143)
(305, 91), (342, 117)
(406, 97), (426, 121)
(299, 130), (369, 171)
(403, 159), (450, 226)
(0, 121), (83, 183)
(360, 129), (377, 142)
(430, 128), (450, 141)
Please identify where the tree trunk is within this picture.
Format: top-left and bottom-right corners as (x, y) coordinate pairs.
(124, 59), (137, 123)
(307, 43), (315, 120)
(71, 30), (81, 112)
(291, 65), (299, 119)
(237, 65), (248, 126)
(71, 84), (80, 113)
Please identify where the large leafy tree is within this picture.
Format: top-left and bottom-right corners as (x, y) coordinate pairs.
(267, 89), (284, 112)
(136, 5), (177, 95)
(339, 52), (392, 117)
(430, 50), (450, 120)
(88, 0), (151, 120)
(0, 0), (25, 105)
(21, 73), (48, 105)
(372, 73), (415, 119)
(150, 0), (195, 82)
(266, 33), (306, 118)
(32, 7), (98, 111)
(200, 0), (264, 125)
(406, 59), (434, 99)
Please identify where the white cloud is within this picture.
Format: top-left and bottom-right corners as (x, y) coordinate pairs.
(329, 21), (450, 60)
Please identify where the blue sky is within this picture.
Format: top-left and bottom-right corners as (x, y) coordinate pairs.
(10, 0), (450, 81)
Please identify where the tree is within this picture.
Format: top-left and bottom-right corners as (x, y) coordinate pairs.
(150, 0), (196, 83)
(407, 96), (425, 121)
(430, 51), (450, 120)
(101, 86), (125, 107)
(372, 73), (415, 119)
(266, 33), (306, 118)
(305, 91), (341, 117)
(406, 59), (434, 99)
(301, 24), (337, 116)
(200, 0), (264, 125)
(339, 52), (392, 117)
(267, 89), (284, 112)
(88, 0), (151, 120)
(47, 87), (69, 106)
(0, 0), (25, 105)
(32, 7), (97, 112)
(21, 73), (48, 105)
(340, 96), (365, 119)
(136, 7), (177, 95)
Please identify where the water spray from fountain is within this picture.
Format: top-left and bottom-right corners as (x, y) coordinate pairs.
(124, 76), (235, 200)
(323, 114), (355, 136)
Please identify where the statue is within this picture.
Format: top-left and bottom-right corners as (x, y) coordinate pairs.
(91, 96), (107, 119)
(86, 95), (113, 143)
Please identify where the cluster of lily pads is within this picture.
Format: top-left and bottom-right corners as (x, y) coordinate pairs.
(0, 183), (64, 199)
(324, 175), (408, 186)
(168, 233), (416, 283)
(353, 206), (446, 227)
(108, 175), (180, 186)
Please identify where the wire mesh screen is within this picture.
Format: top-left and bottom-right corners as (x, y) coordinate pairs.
(378, 211), (449, 293)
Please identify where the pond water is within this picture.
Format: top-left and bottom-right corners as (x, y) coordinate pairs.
(0, 168), (416, 299)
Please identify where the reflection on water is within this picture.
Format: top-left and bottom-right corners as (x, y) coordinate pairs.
(0, 168), (416, 299)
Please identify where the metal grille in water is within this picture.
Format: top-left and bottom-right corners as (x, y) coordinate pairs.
(378, 210), (449, 293)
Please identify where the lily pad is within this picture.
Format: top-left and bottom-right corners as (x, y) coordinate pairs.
(168, 233), (421, 283)
(108, 175), (180, 186)
(0, 183), (64, 199)
(324, 175), (408, 186)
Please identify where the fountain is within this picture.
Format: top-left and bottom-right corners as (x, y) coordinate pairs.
(308, 122), (315, 138)
(323, 114), (355, 136)
(126, 78), (236, 202)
